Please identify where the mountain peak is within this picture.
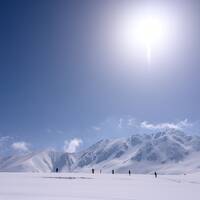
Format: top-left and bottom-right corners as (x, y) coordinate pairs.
(1, 131), (200, 174)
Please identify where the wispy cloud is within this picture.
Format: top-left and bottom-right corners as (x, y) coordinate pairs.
(92, 126), (101, 131)
(127, 118), (136, 126)
(46, 128), (65, 134)
(88, 117), (196, 139)
(63, 138), (82, 153)
(140, 119), (192, 131)
(118, 118), (123, 128)
(0, 136), (14, 154)
(11, 142), (29, 152)
(0, 136), (12, 146)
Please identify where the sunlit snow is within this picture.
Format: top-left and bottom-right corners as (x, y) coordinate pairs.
(0, 172), (200, 200)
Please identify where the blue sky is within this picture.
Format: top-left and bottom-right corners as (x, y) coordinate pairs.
(0, 0), (200, 154)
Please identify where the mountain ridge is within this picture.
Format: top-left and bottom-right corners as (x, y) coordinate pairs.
(1, 129), (200, 174)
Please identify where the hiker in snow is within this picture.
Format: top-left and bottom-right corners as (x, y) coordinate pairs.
(112, 170), (115, 174)
(154, 171), (157, 178)
(56, 168), (59, 173)
(92, 168), (95, 174)
(129, 170), (131, 176)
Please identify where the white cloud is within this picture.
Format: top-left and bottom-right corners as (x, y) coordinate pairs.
(92, 126), (101, 131)
(63, 138), (82, 153)
(118, 118), (123, 128)
(11, 142), (29, 152)
(117, 117), (138, 128)
(178, 119), (193, 127)
(0, 136), (12, 145)
(127, 118), (136, 126)
(140, 119), (192, 131)
(0, 136), (14, 154)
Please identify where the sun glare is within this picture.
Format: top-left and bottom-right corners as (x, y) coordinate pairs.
(136, 16), (164, 64)
(137, 17), (163, 47)
(114, 10), (170, 65)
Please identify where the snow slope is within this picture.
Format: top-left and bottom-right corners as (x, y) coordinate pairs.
(1, 129), (200, 174)
(0, 151), (76, 172)
(75, 129), (200, 174)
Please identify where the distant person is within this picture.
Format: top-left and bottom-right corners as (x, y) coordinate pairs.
(154, 171), (157, 178)
(112, 170), (115, 174)
(100, 170), (102, 174)
(129, 170), (131, 176)
(92, 168), (95, 174)
(56, 168), (59, 173)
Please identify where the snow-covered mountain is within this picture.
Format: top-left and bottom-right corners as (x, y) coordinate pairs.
(1, 129), (200, 174)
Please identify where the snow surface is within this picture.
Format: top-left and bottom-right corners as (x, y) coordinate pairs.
(0, 172), (200, 200)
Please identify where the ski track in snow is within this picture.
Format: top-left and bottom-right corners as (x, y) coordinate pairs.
(162, 177), (200, 185)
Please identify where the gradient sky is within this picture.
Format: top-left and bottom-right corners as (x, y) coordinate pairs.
(0, 0), (200, 153)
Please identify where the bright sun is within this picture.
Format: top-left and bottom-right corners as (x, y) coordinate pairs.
(138, 17), (163, 47)
(136, 17), (164, 63)
(115, 11), (169, 65)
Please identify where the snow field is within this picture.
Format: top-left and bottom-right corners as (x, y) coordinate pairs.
(0, 172), (200, 200)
